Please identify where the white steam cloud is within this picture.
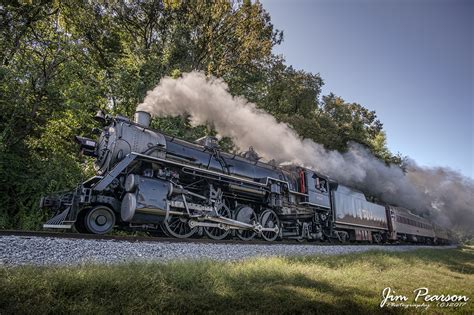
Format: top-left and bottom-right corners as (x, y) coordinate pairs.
(138, 72), (474, 235)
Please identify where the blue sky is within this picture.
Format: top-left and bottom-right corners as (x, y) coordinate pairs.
(260, 0), (473, 178)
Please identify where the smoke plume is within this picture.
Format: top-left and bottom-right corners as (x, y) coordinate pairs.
(138, 72), (474, 235)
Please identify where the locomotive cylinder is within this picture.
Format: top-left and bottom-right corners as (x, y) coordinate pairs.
(121, 177), (171, 223)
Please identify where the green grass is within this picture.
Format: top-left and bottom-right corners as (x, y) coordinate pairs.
(0, 247), (472, 315)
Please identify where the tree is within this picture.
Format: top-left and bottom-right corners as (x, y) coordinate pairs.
(0, 1), (107, 228)
(0, 0), (401, 229)
(0, 0), (284, 228)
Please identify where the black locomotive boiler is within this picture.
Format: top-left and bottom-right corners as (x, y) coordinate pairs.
(40, 110), (451, 244)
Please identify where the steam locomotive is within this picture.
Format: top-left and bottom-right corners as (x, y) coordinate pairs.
(40, 110), (452, 244)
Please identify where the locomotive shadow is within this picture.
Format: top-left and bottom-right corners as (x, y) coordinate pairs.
(199, 264), (387, 314)
(403, 246), (474, 275)
(285, 247), (474, 275)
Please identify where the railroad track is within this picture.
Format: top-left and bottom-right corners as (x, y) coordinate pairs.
(0, 229), (420, 247)
(0, 229), (327, 246)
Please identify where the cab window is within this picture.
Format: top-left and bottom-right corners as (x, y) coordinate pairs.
(314, 175), (328, 193)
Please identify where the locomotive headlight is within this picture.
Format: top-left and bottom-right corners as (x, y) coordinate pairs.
(94, 109), (107, 125)
(75, 136), (98, 157)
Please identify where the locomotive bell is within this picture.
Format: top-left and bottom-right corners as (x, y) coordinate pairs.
(134, 111), (151, 128)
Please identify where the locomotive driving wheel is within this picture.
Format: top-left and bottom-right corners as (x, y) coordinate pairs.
(162, 213), (197, 239)
(259, 209), (280, 241)
(204, 200), (232, 240)
(234, 205), (257, 241)
(84, 206), (116, 234)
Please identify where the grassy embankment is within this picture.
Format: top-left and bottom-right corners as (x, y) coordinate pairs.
(0, 246), (472, 314)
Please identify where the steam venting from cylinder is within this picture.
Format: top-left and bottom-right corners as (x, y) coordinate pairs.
(136, 71), (474, 236)
(134, 111), (151, 128)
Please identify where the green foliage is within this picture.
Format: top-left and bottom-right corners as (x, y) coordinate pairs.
(0, 0), (400, 229)
(0, 247), (472, 314)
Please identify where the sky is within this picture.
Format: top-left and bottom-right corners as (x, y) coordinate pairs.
(260, 0), (473, 178)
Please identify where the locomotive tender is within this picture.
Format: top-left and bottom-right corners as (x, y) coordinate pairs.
(40, 110), (450, 243)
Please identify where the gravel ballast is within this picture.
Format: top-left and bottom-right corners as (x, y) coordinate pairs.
(0, 235), (455, 267)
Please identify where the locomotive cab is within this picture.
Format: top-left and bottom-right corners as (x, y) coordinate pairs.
(299, 170), (331, 210)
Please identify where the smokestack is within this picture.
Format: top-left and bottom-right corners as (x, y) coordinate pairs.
(134, 111), (151, 128)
